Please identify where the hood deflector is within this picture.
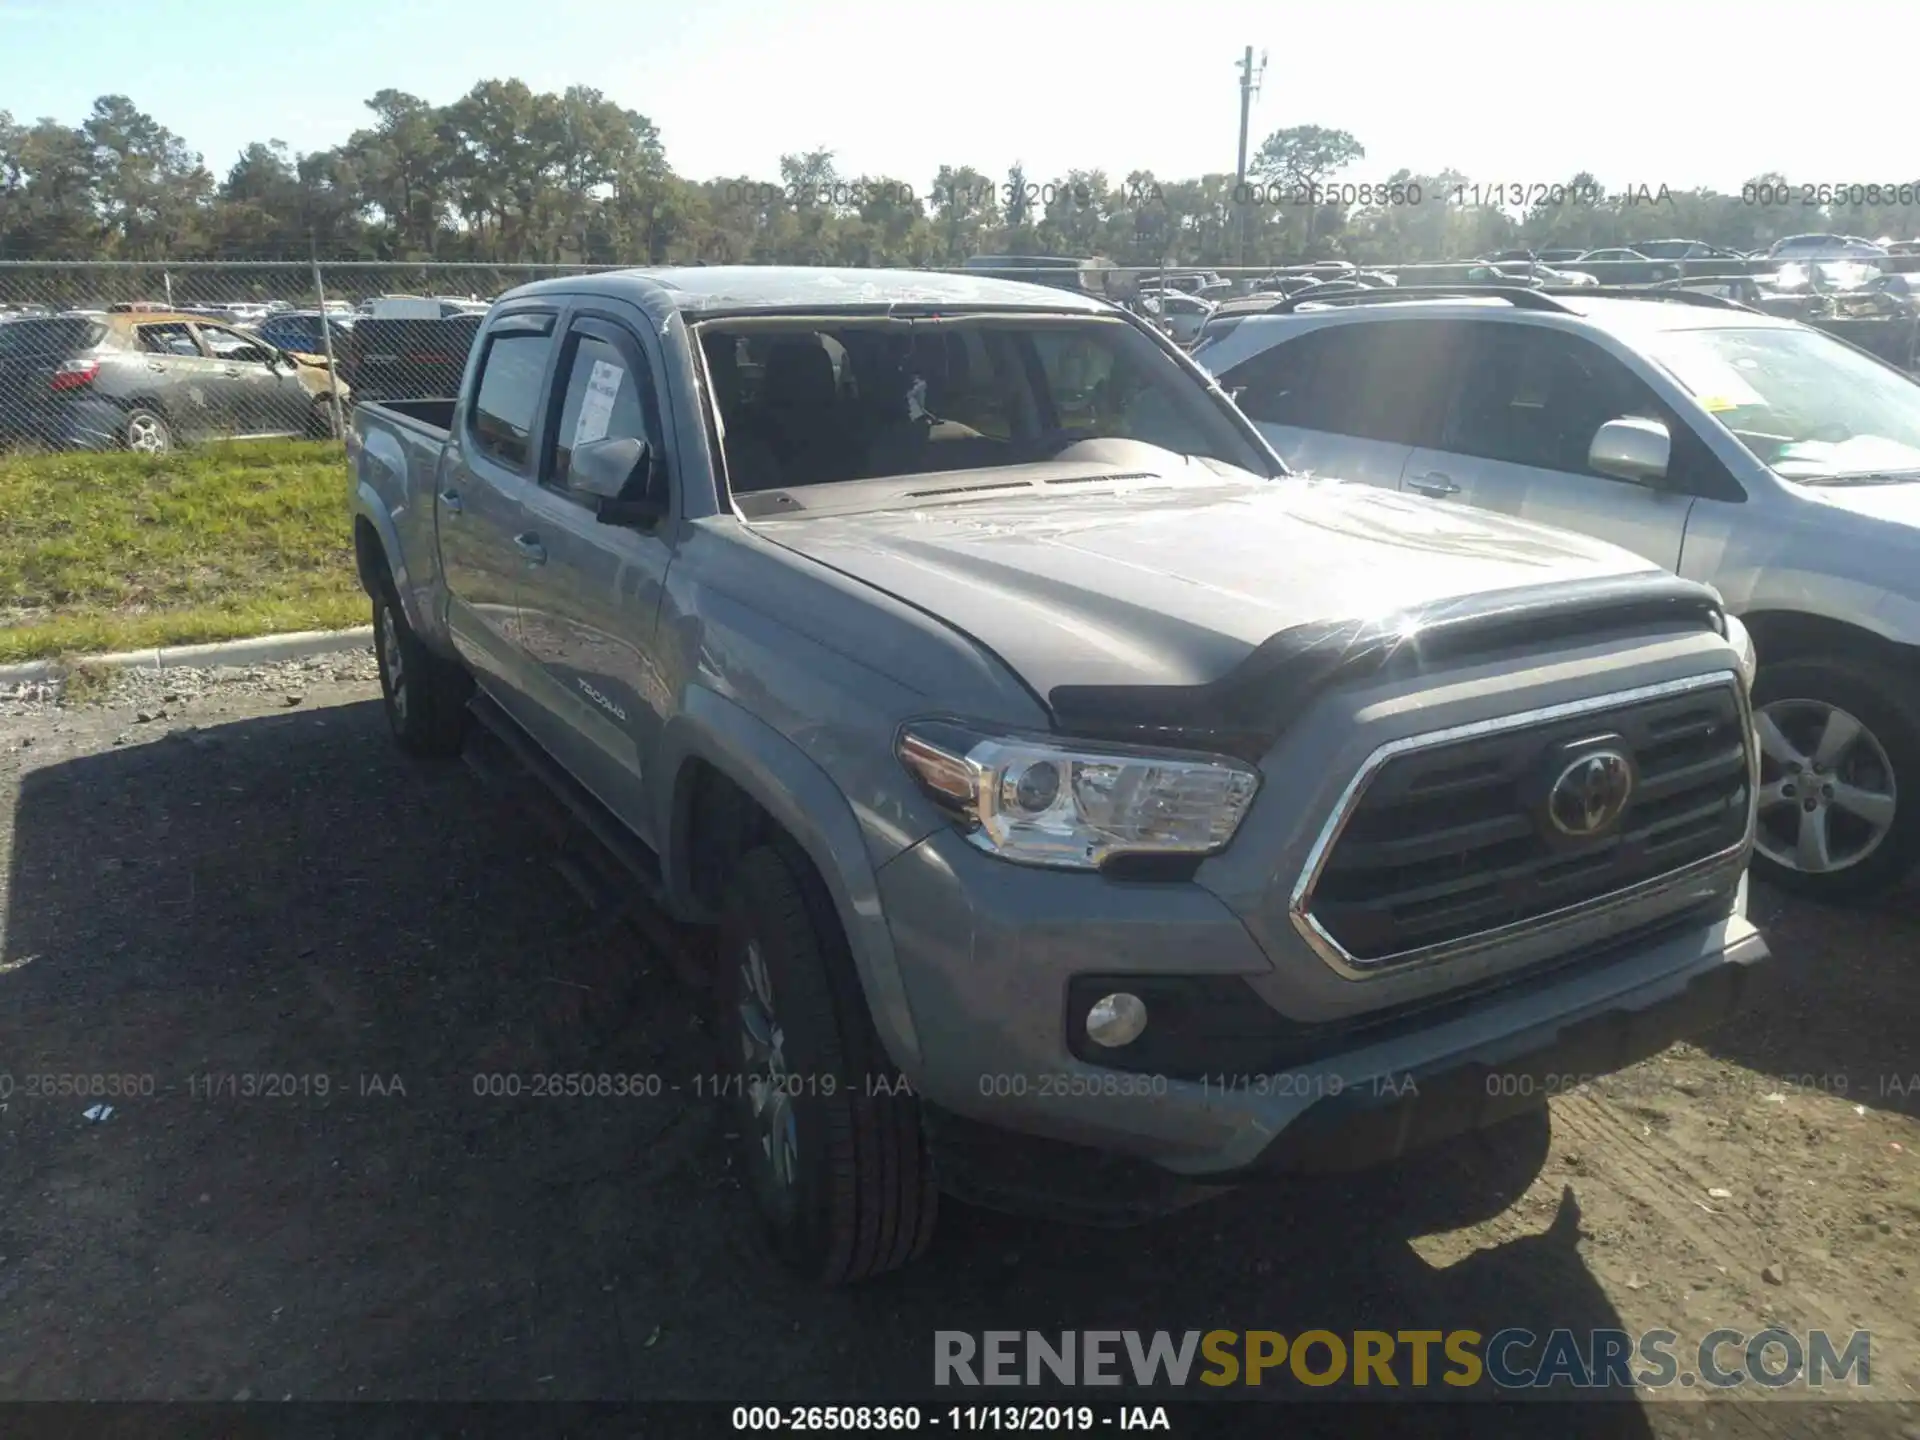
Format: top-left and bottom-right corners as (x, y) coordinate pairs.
(1046, 573), (1726, 761)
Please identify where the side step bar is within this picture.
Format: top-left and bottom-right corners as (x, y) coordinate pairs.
(462, 693), (713, 988)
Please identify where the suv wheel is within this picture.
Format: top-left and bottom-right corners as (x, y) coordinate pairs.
(716, 843), (936, 1284)
(122, 407), (172, 454)
(307, 396), (342, 440)
(1750, 658), (1918, 900)
(372, 581), (470, 757)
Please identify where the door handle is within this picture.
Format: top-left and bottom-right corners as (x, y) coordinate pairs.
(1407, 472), (1461, 497)
(221, 366), (242, 376)
(438, 488), (462, 514)
(146, 361), (167, 372)
(514, 533), (547, 566)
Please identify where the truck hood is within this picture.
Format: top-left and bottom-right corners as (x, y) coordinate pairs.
(1794, 476), (1920, 528)
(755, 473), (1676, 696)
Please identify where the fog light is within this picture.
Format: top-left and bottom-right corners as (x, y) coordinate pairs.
(1085, 992), (1148, 1048)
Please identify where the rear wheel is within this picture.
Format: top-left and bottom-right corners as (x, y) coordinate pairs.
(1750, 658), (1920, 901)
(122, 407), (172, 454)
(372, 581), (470, 757)
(716, 842), (936, 1284)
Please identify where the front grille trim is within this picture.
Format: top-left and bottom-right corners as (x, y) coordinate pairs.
(1290, 671), (1756, 979)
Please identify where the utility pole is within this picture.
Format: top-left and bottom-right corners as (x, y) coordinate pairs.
(1234, 46), (1267, 268)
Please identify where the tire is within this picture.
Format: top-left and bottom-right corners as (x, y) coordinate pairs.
(1749, 657), (1920, 901)
(371, 580), (471, 757)
(121, 406), (172, 455)
(715, 842), (936, 1284)
(307, 395), (342, 440)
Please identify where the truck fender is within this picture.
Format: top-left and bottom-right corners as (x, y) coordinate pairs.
(653, 686), (923, 1071)
(352, 477), (431, 642)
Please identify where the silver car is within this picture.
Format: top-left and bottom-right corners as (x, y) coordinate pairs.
(1198, 287), (1920, 901)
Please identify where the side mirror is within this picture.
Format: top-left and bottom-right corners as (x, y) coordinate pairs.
(571, 435), (665, 527)
(1589, 416), (1671, 485)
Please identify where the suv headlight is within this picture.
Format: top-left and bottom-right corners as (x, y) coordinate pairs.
(896, 721), (1260, 870)
(1724, 613), (1757, 693)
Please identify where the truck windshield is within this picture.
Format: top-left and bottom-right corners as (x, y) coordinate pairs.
(699, 314), (1275, 500)
(1646, 325), (1920, 483)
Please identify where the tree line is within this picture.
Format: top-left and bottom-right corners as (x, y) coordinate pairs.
(4, 84), (1918, 267)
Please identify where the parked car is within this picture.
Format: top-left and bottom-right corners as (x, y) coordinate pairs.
(349, 265), (1766, 1282)
(1579, 248), (1651, 264)
(0, 310), (347, 451)
(1768, 235), (1890, 264)
(1149, 289), (1214, 344)
(256, 310), (357, 356)
(364, 294), (489, 320)
(1635, 240), (1746, 262)
(1199, 286), (1920, 898)
(1537, 248), (1587, 265)
(338, 312), (486, 403)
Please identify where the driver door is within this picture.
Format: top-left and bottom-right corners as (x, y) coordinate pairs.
(512, 309), (677, 840)
(193, 322), (304, 434)
(1406, 323), (1697, 570)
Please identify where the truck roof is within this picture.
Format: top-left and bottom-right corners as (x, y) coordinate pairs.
(501, 265), (1114, 316)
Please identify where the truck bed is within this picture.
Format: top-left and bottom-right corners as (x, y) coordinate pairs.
(363, 396), (456, 435)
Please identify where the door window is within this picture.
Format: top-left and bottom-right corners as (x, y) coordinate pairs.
(1220, 320), (1467, 446)
(136, 323), (201, 357)
(1440, 323), (1745, 499)
(546, 333), (662, 491)
(1445, 325), (1664, 475)
(197, 324), (276, 364)
(469, 319), (557, 471)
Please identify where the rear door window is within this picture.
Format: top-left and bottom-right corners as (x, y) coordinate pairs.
(1221, 320), (1467, 446)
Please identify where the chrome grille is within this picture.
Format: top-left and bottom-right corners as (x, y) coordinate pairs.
(1293, 675), (1753, 969)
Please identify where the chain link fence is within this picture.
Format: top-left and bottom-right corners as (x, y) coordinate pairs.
(3, 257), (1917, 454)
(0, 262), (624, 454)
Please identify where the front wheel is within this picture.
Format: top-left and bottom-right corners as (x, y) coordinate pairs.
(307, 396), (343, 439)
(716, 843), (936, 1284)
(1750, 657), (1920, 901)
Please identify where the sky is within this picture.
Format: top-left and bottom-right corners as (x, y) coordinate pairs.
(1, 0), (1915, 196)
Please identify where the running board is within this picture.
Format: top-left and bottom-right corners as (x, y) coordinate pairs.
(462, 693), (714, 990)
(464, 692), (667, 902)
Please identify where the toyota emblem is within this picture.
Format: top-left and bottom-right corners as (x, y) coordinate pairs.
(1547, 750), (1635, 837)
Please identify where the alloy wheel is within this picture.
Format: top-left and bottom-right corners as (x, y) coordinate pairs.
(736, 937), (800, 1216)
(378, 601), (408, 726)
(1753, 699), (1897, 874)
(126, 413), (167, 453)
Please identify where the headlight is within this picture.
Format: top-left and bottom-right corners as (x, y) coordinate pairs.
(896, 721), (1260, 870)
(1724, 613), (1757, 693)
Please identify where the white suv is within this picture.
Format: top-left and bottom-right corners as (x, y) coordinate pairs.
(1196, 286), (1920, 901)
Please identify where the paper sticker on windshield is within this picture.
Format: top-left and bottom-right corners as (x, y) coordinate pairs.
(1698, 395), (1740, 412)
(573, 360), (625, 446)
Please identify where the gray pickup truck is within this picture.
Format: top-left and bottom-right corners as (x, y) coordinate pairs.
(348, 266), (1768, 1284)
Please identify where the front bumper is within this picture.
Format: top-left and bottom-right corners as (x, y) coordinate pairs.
(877, 828), (1763, 1187)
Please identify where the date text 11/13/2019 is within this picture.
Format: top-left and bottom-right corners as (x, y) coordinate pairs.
(185, 1072), (406, 1099)
(729, 1405), (1172, 1431)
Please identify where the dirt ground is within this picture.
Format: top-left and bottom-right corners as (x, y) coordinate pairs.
(2, 658), (1918, 1435)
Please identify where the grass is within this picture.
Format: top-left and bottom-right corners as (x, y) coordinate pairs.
(0, 440), (366, 664)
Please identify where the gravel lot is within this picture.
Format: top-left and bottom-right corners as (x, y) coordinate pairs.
(1, 656), (1918, 1433)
